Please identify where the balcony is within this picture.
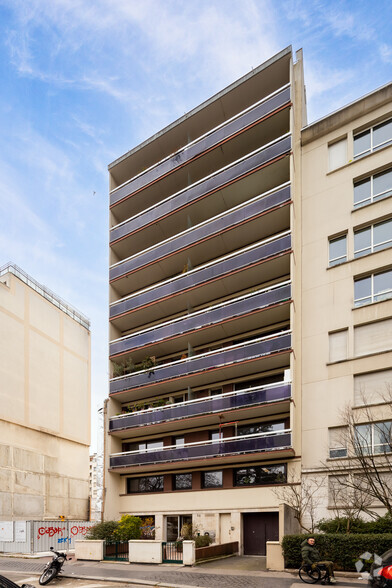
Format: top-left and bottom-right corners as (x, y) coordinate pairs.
(109, 330), (291, 401)
(110, 86), (291, 217)
(110, 183), (290, 283)
(109, 429), (293, 471)
(110, 230), (291, 315)
(109, 134), (291, 258)
(110, 281), (291, 362)
(109, 382), (291, 436)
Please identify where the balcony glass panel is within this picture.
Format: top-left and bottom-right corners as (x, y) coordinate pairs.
(110, 430), (292, 468)
(110, 184), (290, 282)
(110, 282), (291, 358)
(110, 331), (291, 395)
(110, 134), (291, 249)
(109, 382), (291, 432)
(110, 86), (291, 208)
(110, 232), (291, 320)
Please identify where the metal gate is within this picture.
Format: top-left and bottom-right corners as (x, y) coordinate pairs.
(103, 541), (129, 561)
(162, 541), (183, 563)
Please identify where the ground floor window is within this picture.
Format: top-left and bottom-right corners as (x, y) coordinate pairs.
(166, 514), (192, 541)
(234, 464), (286, 486)
(127, 475), (164, 493)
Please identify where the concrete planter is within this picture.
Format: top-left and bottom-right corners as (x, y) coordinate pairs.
(75, 540), (104, 561)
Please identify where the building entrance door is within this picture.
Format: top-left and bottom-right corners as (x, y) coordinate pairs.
(243, 512), (279, 556)
(166, 515), (192, 541)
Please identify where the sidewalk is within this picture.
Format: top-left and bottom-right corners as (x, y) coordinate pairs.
(0, 555), (365, 588)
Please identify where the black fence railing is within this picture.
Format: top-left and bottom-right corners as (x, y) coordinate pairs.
(103, 541), (129, 561)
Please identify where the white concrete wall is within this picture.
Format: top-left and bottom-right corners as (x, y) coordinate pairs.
(0, 273), (91, 520)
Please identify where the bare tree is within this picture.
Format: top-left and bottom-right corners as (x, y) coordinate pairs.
(323, 385), (392, 518)
(273, 474), (325, 533)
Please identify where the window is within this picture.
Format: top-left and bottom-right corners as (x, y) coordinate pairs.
(202, 471), (223, 488)
(127, 476), (164, 493)
(328, 427), (347, 458)
(329, 329), (348, 362)
(329, 235), (347, 266)
(354, 370), (392, 406)
(355, 421), (392, 455)
(354, 318), (392, 357)
(354, 269), (392, 307)
(354, 118), (392, 159)
(234, 464), (286, 486)
(210, 430), (221, 441)
(173, 473), (192, 490)
(174, 436), (185, 447)
(354, 218), (392, 257)
(354, 168), (392, 208)
(328, 138), (347, 171)
(124, 440), (164, 452)
(237, 421), (285, 436)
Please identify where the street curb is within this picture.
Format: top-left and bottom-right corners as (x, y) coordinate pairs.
(62, 573), (196, 588)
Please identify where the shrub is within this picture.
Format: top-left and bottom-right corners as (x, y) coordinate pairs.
(195, 535), (213, 548)
(317, 513), (392, 534)
(282, 533), (392, 571)
(86, 521), (119, 541)
(114, 515), (142, 541)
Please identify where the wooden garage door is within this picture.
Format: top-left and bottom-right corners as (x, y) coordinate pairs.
(243, 512), (279, 555)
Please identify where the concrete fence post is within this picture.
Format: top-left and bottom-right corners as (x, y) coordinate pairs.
(182, 540), (195, 565)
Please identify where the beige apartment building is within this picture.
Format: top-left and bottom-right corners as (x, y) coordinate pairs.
(104, 45), (392, 555)
(0, 264), (91, 520)
(105, 47), (305, 556)
(301, 83), (392, 524)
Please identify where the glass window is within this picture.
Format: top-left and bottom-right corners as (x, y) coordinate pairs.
(329, 235), (347, 266)
(354, 168), (392, 208)
(174, 473), (192, 490)
(329, 427), (347, 458)
(202, 471), (223, 488)
(238, 421), (285, 436)
(354, 130), (371, 158)
(354, 219), (392, 258)
(354, 270), (392, 307)
(354, 118), (392, 159)
(355, 421), (392, 455)
(373, 119), (392, 151)
(234, 464), (286, 486)
(328, 138), (347, 170)
(210, 430), (221, 441)
(127, 476), (164, 493)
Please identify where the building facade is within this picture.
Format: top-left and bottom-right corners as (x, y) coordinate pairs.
(301, 83), (392, 525)
(0, 264), (91, 521)
(105, 45), (392, 552)
(105, 47), (305, 555)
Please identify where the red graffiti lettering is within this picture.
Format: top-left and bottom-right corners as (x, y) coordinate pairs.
(38, 527), (64, 538)
(70, 525), (89, 536)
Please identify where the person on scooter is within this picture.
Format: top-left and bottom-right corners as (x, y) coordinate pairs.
(301, 536), (337, 584)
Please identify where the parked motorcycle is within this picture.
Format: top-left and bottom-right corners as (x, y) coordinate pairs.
(39, 547), (71, 585)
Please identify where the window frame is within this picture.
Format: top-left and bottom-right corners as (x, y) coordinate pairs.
(354, 269), (392, 307)
(126, 475), (164, 494)
(201, 470), (223, 488)
(354, 168), (392, 209)
(354, 218), (392, 258)
(354, 118), (392, 159)
(328, 234), (347, 267)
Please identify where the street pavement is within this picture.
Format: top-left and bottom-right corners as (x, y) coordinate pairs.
(0, 555), (367, 588)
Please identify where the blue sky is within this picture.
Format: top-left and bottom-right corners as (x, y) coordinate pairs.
(0, 0), (391, 450)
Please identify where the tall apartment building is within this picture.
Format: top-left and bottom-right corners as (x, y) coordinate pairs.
(105, 47), (306, 555)
(105, 45), (392, 554)
(0, 264), (91, 520)
(301, 83), (392, 524)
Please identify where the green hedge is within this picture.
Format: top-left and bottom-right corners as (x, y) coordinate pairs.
(282, 533), (392, 571)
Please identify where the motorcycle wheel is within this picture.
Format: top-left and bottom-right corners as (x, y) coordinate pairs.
(39, 567), (58, 585)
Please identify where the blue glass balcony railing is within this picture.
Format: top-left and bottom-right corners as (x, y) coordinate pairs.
(109, 331), (291, 396)
(110, 86), (291, 209)
(110, 281), (291, 358)
(109, 382), (291, 432)
(110, 134), (291, 249)
(110, 232), (291, 322)
(109, 429), (292, 468)
(109, 184), (290, 283)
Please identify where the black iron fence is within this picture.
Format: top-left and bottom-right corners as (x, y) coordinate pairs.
(104, 541), (129, 561)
